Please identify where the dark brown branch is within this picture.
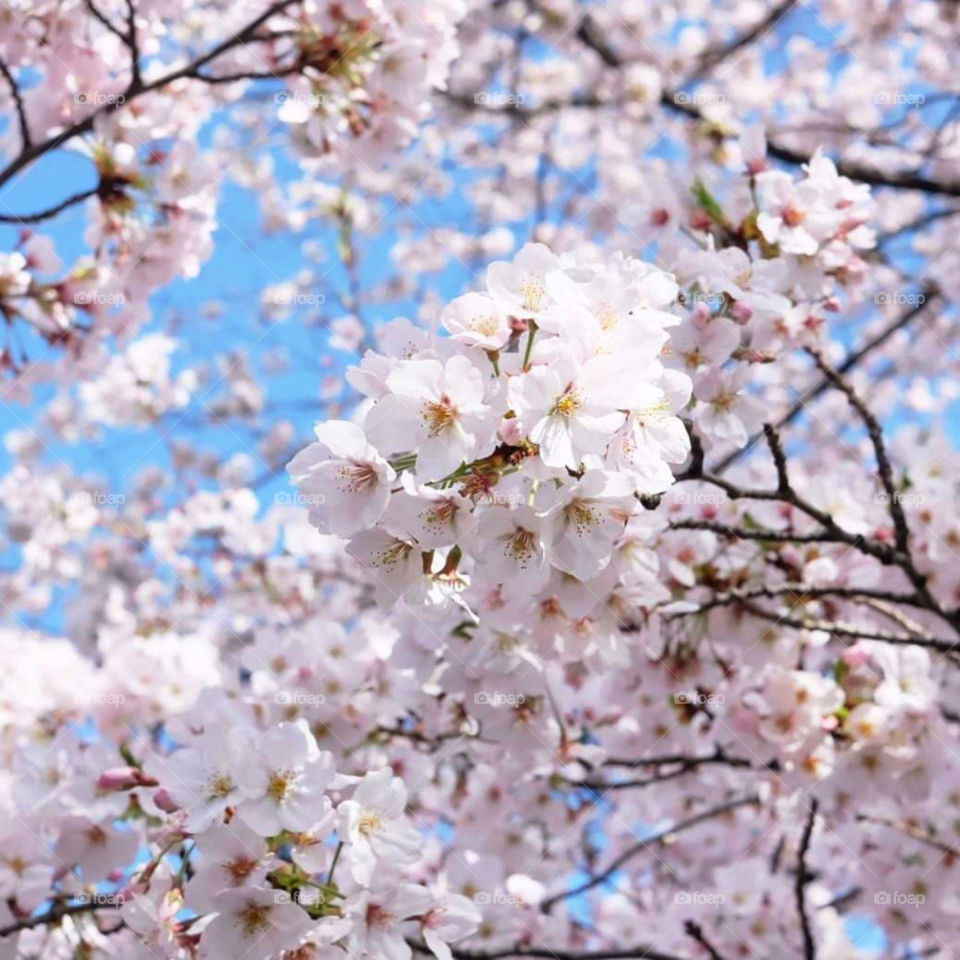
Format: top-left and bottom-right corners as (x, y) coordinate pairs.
(603, 748), (766, 770)
(683, 921), (727, 960)
(569, 11), (960, 198)
(0, 57), (31, 148)
(124, 0), (142, 89)
(0, 187), (99, 224)
(804, 347), (910, 554)
(0, 0), (302, 191)
(796, 800), (819, 960)
(0, 899), (120, 937)
(713, 290), (936, 474)
(540, 794), (761, 911)
(738, 600), (958, 652)
(685, 0), (800, 84)
(84, 0), (127, 42)
(411, 942), (686, 960)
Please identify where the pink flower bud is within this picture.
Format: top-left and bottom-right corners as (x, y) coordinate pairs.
(153, 788), (180, 813)
(97, 766), (143, 791)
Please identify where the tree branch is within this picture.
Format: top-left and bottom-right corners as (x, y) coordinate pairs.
(0, 57), (31, 149)
(795, 800), (819, 960)
(0, 0), (302, 191)
(804, 347), (910, 554)
(0, 187), (99, 224)
(540, 794), (760, 911)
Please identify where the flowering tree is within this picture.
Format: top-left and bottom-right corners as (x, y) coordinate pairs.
(0, 0), (958, 958)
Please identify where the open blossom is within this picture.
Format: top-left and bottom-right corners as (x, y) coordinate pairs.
(199, 887), (313, 959)
(692, 366), (763, 447)
(185, 823), (271, 914)
(507, 356), (627, 470)
(144, 726), (248, 833)
(287, 420), (396, 536)
(346, 882), (433, 960)
(486, 242), (560, 318)
(53, 816), (139, 883)
(419, 887), (482, 960)
(338, 768), (423, 885)
(442, 292), (511, 350)
(473, 505), (551, 596)
(237, 721), (336, 835)
(544, 471), (635, 581)
(3, 7), (954, 953)
(365, 355), (497, 481)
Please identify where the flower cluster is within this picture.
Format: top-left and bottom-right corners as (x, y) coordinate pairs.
(289, 245), (692, 630)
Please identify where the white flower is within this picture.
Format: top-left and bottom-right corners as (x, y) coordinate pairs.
(145, 726), (248, 833)
(442, 292), (511, 350)
(286, 420), (396, 537)
(237, 721), (336, 836)
(198, 887), (312, 959)
(472, 505), (550, 595)
(346, 528), (424, 606)
(347, 881), (433, 960)
(420, 886), (482, 960)
(545, 470), (635, 580)
(692, 366), (762, 447)
(382, 474), (473, 548)
(338, 768), (423, 886)
(185, 822), (270, 914)
(365, 355), (495, 481)
(54, 817), (139, 883)
(507, 358), (626, 470)
(486, 242), (560, 319)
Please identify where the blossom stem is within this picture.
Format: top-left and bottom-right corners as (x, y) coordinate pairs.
(326, 841), (344, 884)
(521, 320), (538, 370)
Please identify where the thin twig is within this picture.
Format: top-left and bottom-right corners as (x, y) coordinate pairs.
(796, 800), (819, 960)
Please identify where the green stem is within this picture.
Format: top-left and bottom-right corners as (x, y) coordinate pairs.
(521, 320), (538, 370)
(326, 841), (344, 884)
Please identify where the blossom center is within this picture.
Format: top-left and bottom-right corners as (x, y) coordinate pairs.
(266, 770), (296, 803)
(521, 277), (545, 312)
(551, 389), (581, 419)
(227, 856), (259, 884)
(423, 397), (457, 436)
(208, 774), (235, 800)
(366, 902), (395, 928)
(237, 903), (272, 938)
(338, 461), (378, 493)
(357, 809), (383, 835)
(506, 527), (538, 566)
